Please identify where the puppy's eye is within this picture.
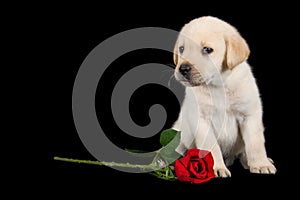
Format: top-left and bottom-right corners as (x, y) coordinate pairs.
(179, 46), (184, 54)
(202, 47), (214, 54)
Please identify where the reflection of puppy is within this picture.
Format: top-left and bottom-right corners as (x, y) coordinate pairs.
(172, 16), (276, 177)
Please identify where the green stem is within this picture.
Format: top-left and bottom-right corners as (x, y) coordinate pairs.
(54, 157), (158, 170)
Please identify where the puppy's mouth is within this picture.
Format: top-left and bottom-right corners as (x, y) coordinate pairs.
(175, 71), (207, 87)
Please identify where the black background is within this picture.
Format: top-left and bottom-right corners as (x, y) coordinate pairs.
(22, 1), (298, 198)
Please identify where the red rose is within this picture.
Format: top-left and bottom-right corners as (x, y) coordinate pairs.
(174, 148), (215, 184)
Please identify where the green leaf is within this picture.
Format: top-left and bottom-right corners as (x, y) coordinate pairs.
(160, 129), (179, 146)
(158, 131), (181, 165)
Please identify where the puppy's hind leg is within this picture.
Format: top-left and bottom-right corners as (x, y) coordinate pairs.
(239, 116), (276, 174)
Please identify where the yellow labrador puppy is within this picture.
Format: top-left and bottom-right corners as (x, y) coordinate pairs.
(172, 16), (276, 177)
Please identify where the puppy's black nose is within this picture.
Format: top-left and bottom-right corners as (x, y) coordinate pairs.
(179, 64), (192, 75)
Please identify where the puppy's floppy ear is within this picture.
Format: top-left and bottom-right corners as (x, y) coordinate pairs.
(225, 31), (250, 69)
(173, 40), (178, 65)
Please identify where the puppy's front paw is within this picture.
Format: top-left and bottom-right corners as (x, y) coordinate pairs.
(214, 167), (231, 177)
(249, 158), (276, 174)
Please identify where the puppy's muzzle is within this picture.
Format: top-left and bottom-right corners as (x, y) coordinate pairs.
(179, 64), (192, 79)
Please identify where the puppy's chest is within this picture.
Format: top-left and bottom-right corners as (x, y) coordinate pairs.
(210, 104), (241, 154)
(198, 88), (244, 120)
(198, 89), (243, 147)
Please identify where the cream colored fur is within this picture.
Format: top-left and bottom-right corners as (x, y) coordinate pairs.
(172, 16), (276, 177)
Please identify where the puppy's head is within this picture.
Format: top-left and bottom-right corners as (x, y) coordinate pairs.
(174, 16), (250, 87)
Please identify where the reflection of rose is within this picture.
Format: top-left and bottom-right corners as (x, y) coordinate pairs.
(174, 148), (215, 184)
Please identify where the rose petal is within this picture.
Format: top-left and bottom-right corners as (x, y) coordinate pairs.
(198, 149), (211, 158)
(186, 148), (201, 157)
(177, 150), (193, 168)
(191, 161), (200, 172)
(188, 161), (199, 177)
(202, 152), (215, 179)
(174, 148), (215, 184)
(190, 160), (209, 179)
(202, 151), (214, 168)
(174, 159), (191, 179)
